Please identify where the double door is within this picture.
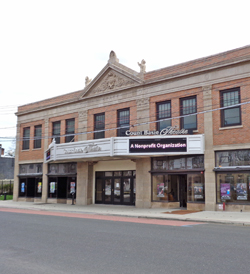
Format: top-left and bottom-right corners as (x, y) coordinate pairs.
(96, 176), (135, 205)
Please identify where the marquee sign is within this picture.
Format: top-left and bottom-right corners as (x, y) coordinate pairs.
(125, 126), (188, 136)
(129, 138), (187, 153)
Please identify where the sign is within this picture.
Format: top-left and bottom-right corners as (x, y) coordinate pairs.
(220, 183), (231, 200)
(129, 138), (187, 153)
(21, 182), (25, 193)
(50, 182), (56, 193)
(46, 149), (51, 160)
(64, 143), (101, 154)
(70, 182), (76, 194)
(126, 126), (188, 136)
(236, 182), (247, 200)
(37, 182), (42, 193)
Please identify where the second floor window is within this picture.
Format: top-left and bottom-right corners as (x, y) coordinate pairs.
(52, 121), (61, 144)
(221, 88), (241, 127)
(34, 125), (42, 149)
(65, 119), (75, 143)
(117, 108), (130, 137)
(156, 101), (171, 131)
(180, 96), (197, 130)
(94, 113), (105, 139)
(22, 127), (30, 150)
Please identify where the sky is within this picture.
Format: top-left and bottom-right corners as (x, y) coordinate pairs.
(0, 0), (249, 153)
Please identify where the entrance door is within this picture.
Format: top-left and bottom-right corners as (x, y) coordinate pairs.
(95, 175), (134, 205)
(179, 175), (187, 207)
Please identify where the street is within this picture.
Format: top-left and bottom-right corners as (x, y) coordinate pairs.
(0, 210), (249, 274)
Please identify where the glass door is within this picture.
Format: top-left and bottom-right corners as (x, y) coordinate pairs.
(104, 178), (112, 203)
(114, 178), (121, 204)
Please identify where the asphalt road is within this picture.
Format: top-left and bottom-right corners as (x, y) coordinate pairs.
(0, 210), (249, 274)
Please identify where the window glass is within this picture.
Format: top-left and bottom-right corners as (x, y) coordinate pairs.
(123, 171), (132, 176)
(65, 119), (75, 143)
(94, 113), (105, 139)
(180, 97), (197, 130)
(156, 101), (171, 131)
(117, 108), (130, 136)
(22, 127), (30, 150)
(187, 174), (205, 202)
(52, 121), (61, 144)
(105, 171), (113, 176)
(216, 150), (250, 167)
(34, 125), (42, 149)
(216, 173), (250, 203)
(152, 175), (168, 201)
(221, 88), (241, 127)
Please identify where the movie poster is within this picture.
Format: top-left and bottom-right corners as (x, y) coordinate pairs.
(236, 182), (247, 200)
(194, 183), (204, 199)
(157, 183), (165, 197)
(220, 183), (231, 200)
(37, 182), (42, 193)
(21, 182), (25, 193)
(50, 182), (55, 193)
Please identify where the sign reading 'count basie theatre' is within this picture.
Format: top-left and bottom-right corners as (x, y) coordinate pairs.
(129, 138), (187, 153)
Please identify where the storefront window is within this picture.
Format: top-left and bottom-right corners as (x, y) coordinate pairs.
(152, 174), (178, 202)
(187, 174), (205, 202)
(152, 175), (168, 201)
(152, 156), (204, 171)
(216, 173), (250, 203)
(216, 150), (250, 167)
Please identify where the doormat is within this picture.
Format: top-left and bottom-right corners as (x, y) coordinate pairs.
(163, 210), (202, 215)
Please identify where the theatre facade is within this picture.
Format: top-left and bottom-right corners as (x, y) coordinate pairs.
(14, 46), (250, 211)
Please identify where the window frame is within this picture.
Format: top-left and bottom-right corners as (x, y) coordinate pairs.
(22, 127), (30, 150)
(156, 100), (171, 131)
(34, 125), (42, 149)
(52, 121), (61, 144)
(180, 96), (197, 130)
(65, 118), (75, 143)
(117, 108), (130, 137)
(94, 113), (105, 139)
(220, 87), (241, 127)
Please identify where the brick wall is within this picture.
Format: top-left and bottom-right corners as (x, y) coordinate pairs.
(87, 101), (137, 139)
(149, 87), (204, 134)
(213, 77), (250, 146)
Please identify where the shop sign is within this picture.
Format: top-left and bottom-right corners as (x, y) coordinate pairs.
(129, 138), (187, 153)
(64, 143), (101, 154)
(126, 126), (188, 136)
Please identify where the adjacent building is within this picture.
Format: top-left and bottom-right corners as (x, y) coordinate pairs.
(14, 46), (250, 211)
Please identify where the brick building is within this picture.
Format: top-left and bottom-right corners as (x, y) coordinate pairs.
(14, 46), (250, 211)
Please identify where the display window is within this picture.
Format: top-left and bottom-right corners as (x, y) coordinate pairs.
(18, 177), (42, 198)
(216, 173), (250, 203)
(187, 174), (205, 202)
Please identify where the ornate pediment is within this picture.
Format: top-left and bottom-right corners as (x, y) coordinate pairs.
(80, 51), (144, 99)
(92, 70), (136, 95)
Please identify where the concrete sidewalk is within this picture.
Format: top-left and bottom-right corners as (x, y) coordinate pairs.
(1, 200), (250, 226)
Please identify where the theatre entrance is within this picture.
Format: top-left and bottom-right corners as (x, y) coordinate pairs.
(95, 171), (136, 205)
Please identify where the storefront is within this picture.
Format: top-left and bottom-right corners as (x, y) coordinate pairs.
(47, 163), (77, 204)
(18, 163), (43, 201)
(215, 149), (250, 210)
(151, 156), (205, 209)
(43, 134), (204, 208)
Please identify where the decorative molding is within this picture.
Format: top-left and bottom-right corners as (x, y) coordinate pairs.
(92, 71), (135, 94)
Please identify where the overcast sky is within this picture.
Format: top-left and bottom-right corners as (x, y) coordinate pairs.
(0, 0), (249, 151)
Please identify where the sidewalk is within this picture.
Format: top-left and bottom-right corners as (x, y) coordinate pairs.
(1, 200), (250, 226)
